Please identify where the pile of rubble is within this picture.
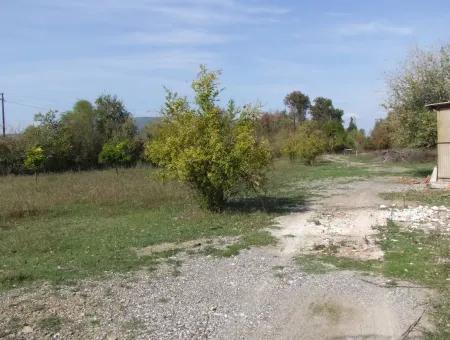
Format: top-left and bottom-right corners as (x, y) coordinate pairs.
(387, 205), (450, 234)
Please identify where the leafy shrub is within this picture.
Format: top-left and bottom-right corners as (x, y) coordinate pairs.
(297, 131), (327, 165)
(99, 139), (139, 172)
(284, 121), (327, 164)
(24, 146), (46, 181)
(0, 136), (26, 175)
(146, 66), (272, 210)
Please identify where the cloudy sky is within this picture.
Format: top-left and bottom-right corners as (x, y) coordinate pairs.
(1, 0), (450, 131)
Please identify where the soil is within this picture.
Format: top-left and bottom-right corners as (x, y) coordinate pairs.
(0, 177), (432, 339)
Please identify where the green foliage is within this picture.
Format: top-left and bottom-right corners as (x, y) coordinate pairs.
(346, 117), (357, 132)
(95, 94), (132, 141)
(369, 119), (392, 150)
(22, 111), (72, 171)
(146, 66), (272, 210)
(99, 139), (138, 169)
(346, 128), (366, 151)
(24, 146), (46, 173)
(322, 120), (346, 152)
(0, 136), (26, 175)
(284, 121), (328, 164)
(257, 111), (292, 157)
(284, 91), (310, 127)
(61, 100), (102, 169)
(297, 128), (328, 165)
(384, 45), (450, 148)
(1, 95), (139, 174)
(310, 97), (344, 123)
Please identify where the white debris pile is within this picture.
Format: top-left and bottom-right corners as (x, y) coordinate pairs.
(388, 205), (450, 234)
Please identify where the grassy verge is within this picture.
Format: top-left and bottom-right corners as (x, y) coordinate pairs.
(296, 222), (449, 338)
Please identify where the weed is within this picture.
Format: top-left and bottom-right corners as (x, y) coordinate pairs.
(0, 317), (23, 337)
(38, 315), (63, 333)
(309, 302), (343, 323)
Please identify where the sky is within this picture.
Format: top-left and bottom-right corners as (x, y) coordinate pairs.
(1, 0), (450, 132)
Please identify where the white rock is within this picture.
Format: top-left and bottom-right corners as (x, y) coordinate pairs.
(22, 326), (33, 334)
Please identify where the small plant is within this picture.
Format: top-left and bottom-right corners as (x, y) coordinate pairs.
(38, 315), (63, 333)
(24, 146), (46, 182)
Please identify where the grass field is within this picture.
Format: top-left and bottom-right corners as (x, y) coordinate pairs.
(0, 156), (434, 291)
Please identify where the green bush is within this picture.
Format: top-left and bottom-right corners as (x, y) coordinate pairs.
(146, 66), (272, 210)
(0, 136), (26, 175)
(98, 139), (139, 172)
(284, 121), (327, 165)
(24, 146), (46, 181)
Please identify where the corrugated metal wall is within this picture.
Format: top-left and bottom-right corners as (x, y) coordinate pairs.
(437, 108), (450, 179)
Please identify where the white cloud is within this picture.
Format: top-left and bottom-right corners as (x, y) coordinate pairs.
(338, 21), (413, 37)
(6, 50), (218, 82)
(119, 30), (232, 45)
(50, 0), (289, 25)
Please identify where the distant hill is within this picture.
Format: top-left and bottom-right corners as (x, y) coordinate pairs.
(134, 116), (161, 130)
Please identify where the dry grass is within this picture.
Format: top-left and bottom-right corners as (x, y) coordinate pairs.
(0, 167), (189, 221)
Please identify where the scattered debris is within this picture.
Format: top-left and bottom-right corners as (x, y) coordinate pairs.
(388, 205), (450, 234)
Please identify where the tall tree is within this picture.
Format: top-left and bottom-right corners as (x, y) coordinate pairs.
(284, 91), (310, 128)
(384, 45), (450, 147)
(347, 117), (358, 132)
(310, 97), (344, 123)
(22, 110), (71, 171)
(61, 100), (102, 169)
(95, 95), (132, 141)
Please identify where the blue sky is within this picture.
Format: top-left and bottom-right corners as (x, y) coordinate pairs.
(1, 0), (450, 131)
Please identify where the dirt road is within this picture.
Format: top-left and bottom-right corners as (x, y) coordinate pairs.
(1, 177), (430, 339)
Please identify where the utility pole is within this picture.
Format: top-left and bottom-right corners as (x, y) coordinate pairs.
(1, 93), (5, 137)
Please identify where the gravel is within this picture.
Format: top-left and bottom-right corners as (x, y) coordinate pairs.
(0, 249), (430, 339)
(389, 205), (450, 234)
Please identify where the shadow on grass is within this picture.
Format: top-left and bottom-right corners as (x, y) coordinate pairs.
(225, 195), (308, 214)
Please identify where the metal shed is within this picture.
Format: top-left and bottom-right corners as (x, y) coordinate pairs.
(426, 101), (450, 181)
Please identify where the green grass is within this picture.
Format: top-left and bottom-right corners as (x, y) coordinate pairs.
(381, 189), (450, 206)
(38, 315), (64, 333)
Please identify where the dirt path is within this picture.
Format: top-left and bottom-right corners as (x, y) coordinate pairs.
(0, 177), (431, 339)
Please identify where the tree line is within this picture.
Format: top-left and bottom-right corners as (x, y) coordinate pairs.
(1, 43), (449, 179)
(0, 95), (142, 175)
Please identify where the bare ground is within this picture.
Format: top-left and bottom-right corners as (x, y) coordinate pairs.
(0, 177), (432, 339)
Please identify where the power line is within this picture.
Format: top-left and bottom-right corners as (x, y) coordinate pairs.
(5, 99), (56, 111)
